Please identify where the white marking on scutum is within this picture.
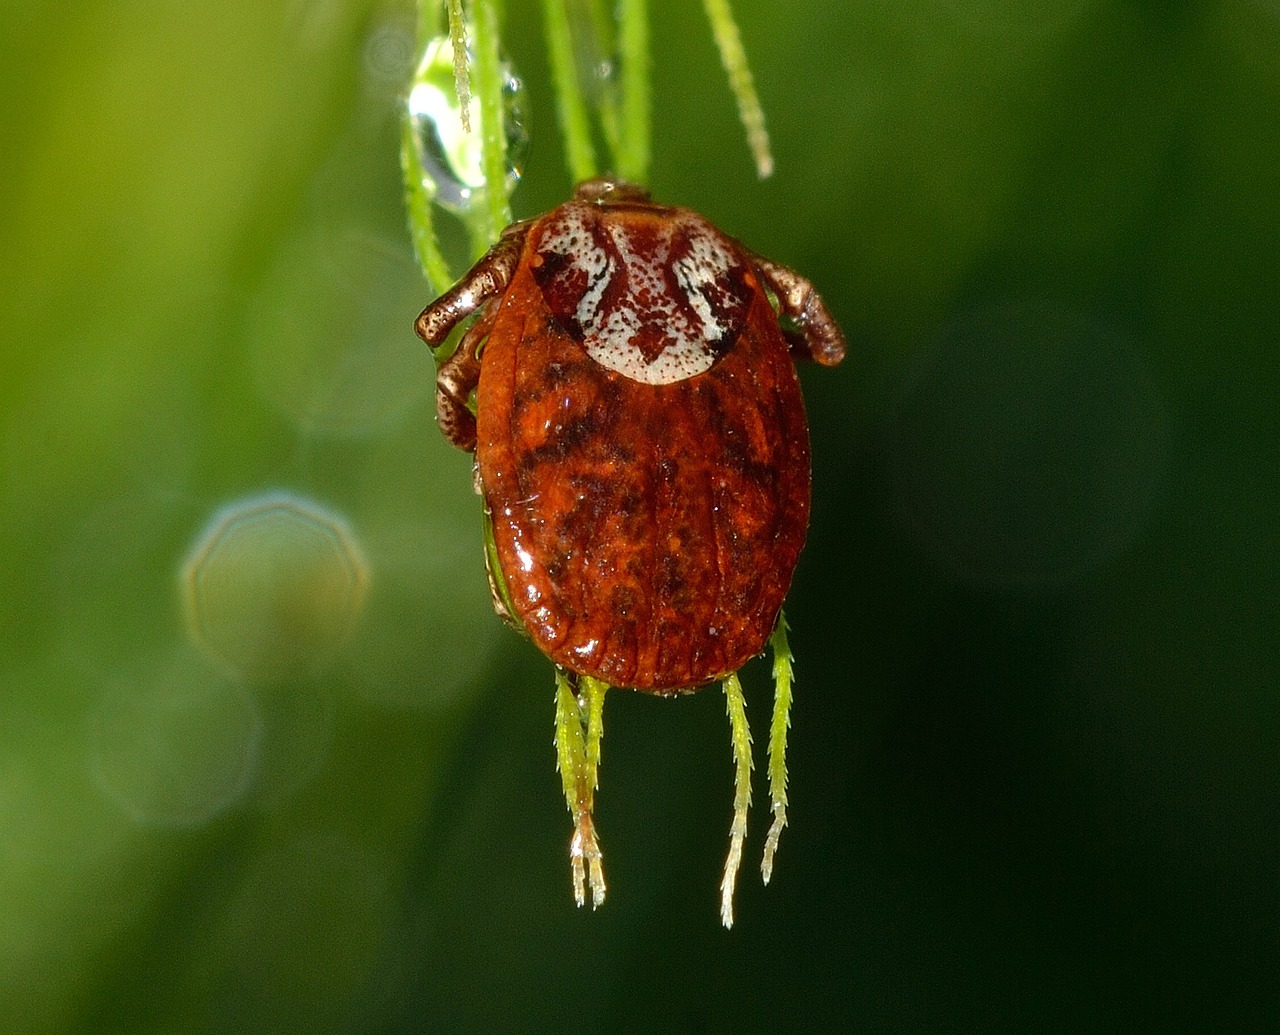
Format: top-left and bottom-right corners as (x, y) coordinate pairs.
(536, 206), (742, 385)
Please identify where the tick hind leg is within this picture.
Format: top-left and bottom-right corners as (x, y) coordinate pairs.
(434, 309), (490, 452)
(749, 250), (847, 366)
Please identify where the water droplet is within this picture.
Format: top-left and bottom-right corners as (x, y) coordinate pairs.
(180, 492), (370, 683)
(405, 34), (529, 216)
(592, 59), (616, 89)
(567, 11), (617, 105)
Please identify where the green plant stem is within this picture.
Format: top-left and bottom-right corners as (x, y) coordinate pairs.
(582, 0), (622, 161)
(541, 0), (598, 183)
(403, 0), (453, 291)
(616, 0), (651, 183)
(763, 610), (793, 883)
(554, 669), (608, 908)
(581, 674), (607, 782)
(401, 112), (453, 293)
(446, 0), (472, 133)
(701, 0), (772, 178)
(720, 670), (753, 929)
(555, 669), (588, 814)
(470, 0), (512, 247)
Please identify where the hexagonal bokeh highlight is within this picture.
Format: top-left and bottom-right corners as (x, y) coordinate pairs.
(181, 492), (370, 682)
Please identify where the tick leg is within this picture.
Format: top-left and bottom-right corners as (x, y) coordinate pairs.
(762, 612), (794, 884)
(414, 221), (529, 347)
(555, 670), (608, 909)
(720, 670), (753, 929)
(434, 308), (491, 451)
(418, 222), (531, 451)
(748, 251), (846, 366)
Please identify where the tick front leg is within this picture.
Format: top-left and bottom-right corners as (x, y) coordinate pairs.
(749, 251), (846, 366)
(414, 220), (530, 347)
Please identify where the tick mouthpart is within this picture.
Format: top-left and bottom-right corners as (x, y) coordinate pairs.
(574, 177), (652, 206)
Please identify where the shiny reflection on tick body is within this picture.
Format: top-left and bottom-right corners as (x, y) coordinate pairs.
(513, 542), (536, 573)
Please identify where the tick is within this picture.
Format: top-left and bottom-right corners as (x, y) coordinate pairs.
(415, 177), (844, 925)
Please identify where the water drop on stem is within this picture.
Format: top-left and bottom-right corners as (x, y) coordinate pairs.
(405, 35), (529, 221)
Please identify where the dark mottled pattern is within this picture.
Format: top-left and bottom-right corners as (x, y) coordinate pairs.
(475, 214), (811, 692)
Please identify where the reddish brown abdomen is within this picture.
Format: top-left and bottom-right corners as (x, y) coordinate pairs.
(475, 232), (811, 692)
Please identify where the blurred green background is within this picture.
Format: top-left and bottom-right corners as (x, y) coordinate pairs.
(1, 0), (1276, 1030)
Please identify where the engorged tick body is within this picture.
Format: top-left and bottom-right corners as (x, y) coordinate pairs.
(415, 178), (844, 925)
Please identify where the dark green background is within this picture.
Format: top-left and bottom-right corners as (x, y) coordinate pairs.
(1, 0), (1275, 1030)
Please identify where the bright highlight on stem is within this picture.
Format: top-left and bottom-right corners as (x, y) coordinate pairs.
(720, 670), (753, 929)
(763, 611), (794, 882)
(468, 0), (512, 240)
(615, 0), (652, 183)
(447, 0), (470, 131)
